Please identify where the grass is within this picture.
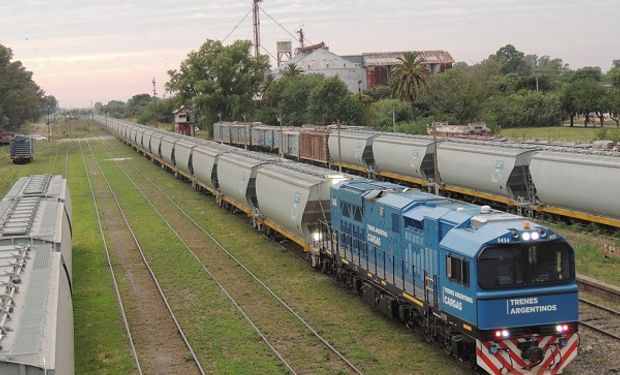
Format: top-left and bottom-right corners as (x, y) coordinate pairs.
(500, 125), (620, 142)
(0, 121), (139, 374)
(69, 143), (138, 374)
(104, 139), (469, 374)
(51, 119), (108, 139)
(549, 223), (620, 286)
(90, 142), (286, 374)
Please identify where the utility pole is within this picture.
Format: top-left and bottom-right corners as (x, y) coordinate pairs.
(337, 120), (342, 173)
(432, 122), (440, 195)
(252, 0), (263, 60)
(392, 109), (396, 132)
(278, 114), (284, 158)
(46, 105), (51, 142)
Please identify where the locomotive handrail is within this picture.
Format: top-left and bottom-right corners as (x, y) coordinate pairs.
(318, 219), (429, 304)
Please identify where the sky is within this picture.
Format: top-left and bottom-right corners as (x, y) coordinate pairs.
(2, 0), (619, 108)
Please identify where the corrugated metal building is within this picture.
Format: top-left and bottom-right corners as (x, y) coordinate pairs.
(345, 50), (455, 89)
(273, 45), (367, 93)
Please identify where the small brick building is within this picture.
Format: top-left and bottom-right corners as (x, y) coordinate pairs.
(174, 106), (193, 136)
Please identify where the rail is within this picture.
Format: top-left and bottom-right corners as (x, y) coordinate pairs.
(78, 141), (143, 374)
(101, 137), (364, 375)
(83, 141), (206, 375)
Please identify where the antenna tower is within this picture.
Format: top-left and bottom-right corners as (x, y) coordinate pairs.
(152, 77), (158, 98)
(252, 0), (263, 59)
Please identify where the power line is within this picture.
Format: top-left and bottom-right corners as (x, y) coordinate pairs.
(259, 5), (313, 46)
(222, 7), (252, 43)
(260, 45), (277, 60)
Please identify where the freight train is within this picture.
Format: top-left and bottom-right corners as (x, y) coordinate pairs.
(98, 115), (580, 374)
(212, 121), (620, 229)
(0, 175), (73, 374)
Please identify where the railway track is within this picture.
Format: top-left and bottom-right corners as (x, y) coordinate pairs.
(98, 139), (364, 374)
(578, 299), (620, 340)
(64, 150), (69, 177)
(79, 141), (143, 375)
(577, 275), (620, 341)
(82, 141), (206, 375)
(48, 151), (59, 174)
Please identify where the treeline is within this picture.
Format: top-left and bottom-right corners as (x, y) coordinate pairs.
(421, 45), (620, 129)
(0, 44), (57, 131)
(100, 41), (620, 135)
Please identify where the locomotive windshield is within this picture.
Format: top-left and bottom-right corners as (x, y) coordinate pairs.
(478, 242), (574, 289)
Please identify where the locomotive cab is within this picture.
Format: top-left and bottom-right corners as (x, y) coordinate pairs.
(469, 230), (579, 374)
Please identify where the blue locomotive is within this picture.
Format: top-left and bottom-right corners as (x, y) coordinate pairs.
(318, 179), (579, 374)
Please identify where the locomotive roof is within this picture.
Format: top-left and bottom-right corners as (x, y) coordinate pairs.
(335, 179), (556, 257)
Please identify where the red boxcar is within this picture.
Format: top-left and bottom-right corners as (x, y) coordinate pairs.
(299, 127), (330, 165)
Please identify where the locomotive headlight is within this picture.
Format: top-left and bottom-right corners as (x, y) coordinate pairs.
(521, 232), (531, 241)
(531, 231), (540, 241)
(494, 329), (510, 338)
(328, 175), (347, 186)
(555, 324), (570, 333)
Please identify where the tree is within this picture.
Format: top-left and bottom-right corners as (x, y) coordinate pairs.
(608, 68), (620, 88)
(424, 59), (504, 123)
(282, 63), (303, 77)
(258, 73), (323, 125)
(369, 99), (411, 129)
(167, 39), (270, 133)
(137, 97), (179, 125)
(560, 83), (579, 127)
(125, 93), (152, 118)
(101, 100), (126, 118)
(389, 52), (430, 120)
(0, 44), (45, 130)
(41, 95), (58, 113)
(610, 89), (620, 127)
(572, 79), (607, 127)
(573, 66), (603, 82)
(487, 91), (561, 128)
(492, 44), (531, 76)
(612, 59), (620, 70)
(306, 76), (363, 124)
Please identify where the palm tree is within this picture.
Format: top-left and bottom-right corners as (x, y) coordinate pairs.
(390, 52), (430, 120)
(282, 63), (304, 77)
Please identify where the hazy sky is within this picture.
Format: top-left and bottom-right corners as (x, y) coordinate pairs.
(2, 0), (619, 108)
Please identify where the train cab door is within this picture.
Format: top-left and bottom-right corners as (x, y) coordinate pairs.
(424, 272), (439, 307)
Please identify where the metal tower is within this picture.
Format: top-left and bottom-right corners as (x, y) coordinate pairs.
(296, 26), (305, 49)
(252, 0), (262, 59)
(152, 77), (158, 98)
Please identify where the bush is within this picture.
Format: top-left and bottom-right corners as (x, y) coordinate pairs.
(485, 90), (562, 128)
(368, 99), (411, 129)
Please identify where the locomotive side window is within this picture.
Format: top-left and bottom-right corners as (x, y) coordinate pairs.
(446, 255), (469, 286)
(478, 243), (574, 289)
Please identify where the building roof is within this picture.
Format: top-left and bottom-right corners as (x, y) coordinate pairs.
(274, 47), (364, 75)
(362, 50), (455, 66)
